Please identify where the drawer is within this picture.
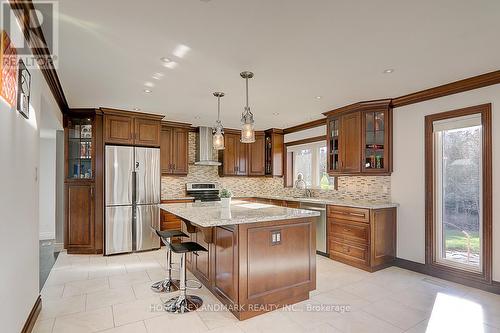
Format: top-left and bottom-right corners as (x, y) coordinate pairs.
(161, 221), (181, 231)
(285, 201), (300, 208)
(330, 221), (369, 244)
(330, 240), (369, 264)
(328, 205), (370, 223)
(269, 199), (285, 206)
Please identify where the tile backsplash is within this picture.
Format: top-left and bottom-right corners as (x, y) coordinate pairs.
(161, 132), (391, 202)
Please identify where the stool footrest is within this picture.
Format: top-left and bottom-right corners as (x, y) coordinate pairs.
(185, 279), (202, 290)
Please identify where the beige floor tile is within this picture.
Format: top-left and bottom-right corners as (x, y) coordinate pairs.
(88, 263), (126, 279)
(38, 294), (86, 320)
(131, 280), (174, 300)
(328, 310), (403, 333)
(63, 277), (109, 297)
(312, 288), (370, 312)
(362, 298), (429, 330)
(86, 286), (136, 310)
(340, 280), (392, 302)
(41, 284), (65, 300)
(236, 310), (304, 333)
(112, 296), (165, 326)
(45, 268), (89, 286)
(282, 299), (341, 328)
(144, 312), (208, 333)
(206, 324), (245, 333)
(109, 271), (151, 289)
(197, 304), (239, 330)
(32, 318), (55, 333)
(52, 306), (114, 333)
(98, 321), (148, 333)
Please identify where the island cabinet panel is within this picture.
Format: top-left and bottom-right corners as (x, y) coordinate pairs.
(328, 205), (396, 272)
(179, 217), (316, 320)
(160, 199), (194, 236)
(214, 226), (239, 304)
(243, 222), (312, 298)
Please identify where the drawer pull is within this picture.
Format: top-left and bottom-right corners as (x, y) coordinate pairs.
(343, 228), (351, 232)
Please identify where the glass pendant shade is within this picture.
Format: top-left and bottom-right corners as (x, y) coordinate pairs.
(240, 71), (256, 143)
(212, 92), (225, 150)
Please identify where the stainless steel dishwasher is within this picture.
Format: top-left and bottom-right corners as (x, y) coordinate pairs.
(299, 202), (327, 256)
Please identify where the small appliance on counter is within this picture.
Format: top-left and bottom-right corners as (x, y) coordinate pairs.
(186, 182), (220, 202)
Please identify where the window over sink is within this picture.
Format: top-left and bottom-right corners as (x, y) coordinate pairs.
(287, 141), (330, 189)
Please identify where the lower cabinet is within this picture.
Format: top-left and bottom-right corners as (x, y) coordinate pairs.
(161, 198), (194, 243)
(65, 183), (95, 254)
(328, 205), (396, 272)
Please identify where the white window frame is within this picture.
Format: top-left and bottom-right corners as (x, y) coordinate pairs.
(287, 141), (326, 189)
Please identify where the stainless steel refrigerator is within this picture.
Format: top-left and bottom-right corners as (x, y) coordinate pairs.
(105, 146), (160, 255)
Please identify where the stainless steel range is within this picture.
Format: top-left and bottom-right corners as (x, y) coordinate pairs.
(186, 182), (220, 202)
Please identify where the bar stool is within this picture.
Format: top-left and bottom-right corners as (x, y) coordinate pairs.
(150, 228), (188, 293)
(163, 241), (207, 313)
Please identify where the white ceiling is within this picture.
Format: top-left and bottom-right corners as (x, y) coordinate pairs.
(45, 0), (500, 129)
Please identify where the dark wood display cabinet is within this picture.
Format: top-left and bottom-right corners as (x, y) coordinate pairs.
(265, 128), (284, 177)
(64, 109), (104, 254)
(324, 99), (393, 176)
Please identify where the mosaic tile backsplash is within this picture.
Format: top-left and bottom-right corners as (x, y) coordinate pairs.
(161, 132), (391, 202)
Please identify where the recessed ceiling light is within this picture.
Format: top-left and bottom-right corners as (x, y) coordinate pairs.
(173, 44), (190, 58)
(273, 112), (280, 116)
(315, 96), (322, 100)
(194, 115), (200, 120)
(160, 57), (172, 63)
(152, 72), (164, 80)
(383, 68), (394, 74)
(163, 61), (178, 69)
(144, 81), (155, 88)
(133, 107), (141, 111)
(143, 89), (152, 93)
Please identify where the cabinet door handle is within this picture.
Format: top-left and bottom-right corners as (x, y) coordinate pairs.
(90, 187), (94, 199)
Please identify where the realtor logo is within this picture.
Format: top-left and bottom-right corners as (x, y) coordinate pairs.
(1, 1), (59, 69)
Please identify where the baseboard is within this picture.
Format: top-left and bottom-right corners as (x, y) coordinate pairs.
(54, 242), (64, 252)
(39, 232), (55, 240)
(395, 257), (500, 294)
(21, 295), (42, 333)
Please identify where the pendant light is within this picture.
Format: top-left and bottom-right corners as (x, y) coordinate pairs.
(240, 71), (255, 143)
(212, 92), (225, 150)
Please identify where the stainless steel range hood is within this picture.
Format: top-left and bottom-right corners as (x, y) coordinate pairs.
(195, 127), (221, 166)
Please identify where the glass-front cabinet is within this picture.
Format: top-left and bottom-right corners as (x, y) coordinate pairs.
(362, 110), (389, 173)
(324, 99), (393, 176)
(327, 117), (340, 173)
(66, 117), (94, 180)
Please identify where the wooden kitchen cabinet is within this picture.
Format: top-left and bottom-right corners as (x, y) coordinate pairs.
(219, 132), (249, 176)
(328, 205), (396, 272)
(248, 133), (266, 176)
(64, 110), (104, 254)
(161, 199), (194, 242)
(102, 108), (163, 147)
(265, 128), (284, 177)
(324, 99), (392, 176)
(65, 183), (95, 253)
(161, 123), (189, 175)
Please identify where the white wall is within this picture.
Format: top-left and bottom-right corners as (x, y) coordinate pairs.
(392, 84), (500, 280)
(0, 32), (62, 333)
(39, 136), (57, 240)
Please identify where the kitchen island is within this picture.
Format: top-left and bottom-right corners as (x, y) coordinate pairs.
(159, 200), (320, 320)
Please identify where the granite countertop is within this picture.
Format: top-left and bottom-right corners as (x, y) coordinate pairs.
(252, 195), (399, 209)
(159, 200), (320, 227)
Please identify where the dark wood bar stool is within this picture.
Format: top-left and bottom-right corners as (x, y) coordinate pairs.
(150, 228), (188, 293)
(163, 241), (207, 313)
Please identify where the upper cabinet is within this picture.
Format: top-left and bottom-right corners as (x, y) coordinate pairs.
(102, 109), (163, 147)
(324, 99), (393, 176)
(161, 123), (189, 175)
(248, 133), (266, 176)
(265, 129), (284, 177)
(66, 116), (94, 180)
(220, 132), (249, 176)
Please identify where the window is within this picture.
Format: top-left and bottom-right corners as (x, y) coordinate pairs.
(425, 104), (492, 283)
(288, 141), (328, 189)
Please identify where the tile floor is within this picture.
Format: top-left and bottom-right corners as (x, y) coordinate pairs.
(33, 249), (500, 333)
